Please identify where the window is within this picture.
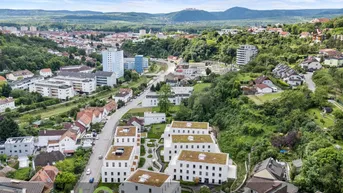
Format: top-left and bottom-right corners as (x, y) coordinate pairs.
(219, 174), (222, 177)
(174, 169), (176, 173)
(105, 178), (107, 182)
(208, 145), (210, 149)
(197, 145), (199, 149)
(125, 163), (127, 167)
(202, 145), (205, 149)
(212, 179), (215, 184)
(180, 163), (183, 167)
(183, 130), (185, 133)
(124, 172), (126, 176)
(219, 167), (222, 171)
(186, 145), (188, 149)
(118, 172), (120, 176)
(112, 163), (115, 167)
(180, 170), (182, 173)
(174, 145), (177, 149)
(193, 165), (196, 169)
(212, 173), (215, 177)
(191, 145), (194, 148)
(178, 130), (180, 133)
(188, 130), (190, 133)
(206, 166), (209, 170)
(149, 188), (152, 193)
(206, 172), (208, 176)
(192, 131), (195, 134)
(213, 166), (215, 170)
(111, 172), (114, 175)
(200, 165), (202, 169)
(199, 171), (202, 175)
(111, 178), (114, 182)
(119, 163), (121, 167)
(105, 172), (107, 176)
(175, 150), (177, 154)
(135, 186), (138, 191)
(186, 164), (189, 168)
(193, 171), (196, 174)
(186, 170), (189, 174)
(169, 151), (172, 154)
(186, 176), (189, 180)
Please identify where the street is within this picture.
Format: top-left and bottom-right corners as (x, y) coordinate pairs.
(304, 72), (316, 92)
(74, 60), (174, 193)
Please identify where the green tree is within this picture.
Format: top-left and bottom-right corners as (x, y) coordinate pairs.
(0, 117), (20, 141)
(1, 83), (12, 97)
(199, 185), (211, 193)
(55, 172), (77, 192)
(158, 84), (172, 113)
(205, 68), (211, 76)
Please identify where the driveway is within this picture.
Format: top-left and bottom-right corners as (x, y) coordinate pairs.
(74, 61), (174, 193)
(304, 72), (316, 92)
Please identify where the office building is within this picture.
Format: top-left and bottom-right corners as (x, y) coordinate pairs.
(166, 150), (237, 184)
(124, 56), (149, 71)
(236, 45), (258, 65)
(119, 169), (181, 193)
(29, 80), (74, 100)
(102, 48), (124, 78)
(4, 137), (35, 157)
(135, 55), (144, 74)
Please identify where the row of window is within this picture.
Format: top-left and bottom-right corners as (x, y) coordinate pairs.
(173, 145), (211, 149)
(9, 150), (28, 153)
(104, 177), (125, 183)
(104, 171), (127, 176)
(106, 162), (128, 167)
(174, 175), (222, 184)
(173, 169), (222, 177)
(12, 145), (28, 148)
(172, 130), (208, 134)
(116, 138), (135, 143)
(178, 164), (223, 171)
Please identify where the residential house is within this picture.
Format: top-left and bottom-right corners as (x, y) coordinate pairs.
(0, 177), (47, 193)
(77, 107), (107, 128)
(283, 75), (304, 87)
(272, 64), (304, 87)
(29, 80), (75, 100)
(245, 176), (298, 193)
(319, 49), (342, 58)
(280, 31), (290, 37)
(144, 112), (166, 125)
(4, 137), (35, 157)
(165, 73), (185, 86)
(113, 88), (133, 103)
(39, 68), (53, 77)
(37, 129), (67, 147)
(6, 69), (34, 81)
(47, 127), (81, 154)
(256, 84), (273, 94)
(0, 75), (6, 82)
(310, 18), (330, 23)
(119, 169), (181, 193)
(324, 57), (343, 67)
(166, 150), (236, 184)
(0, 97), (15, 113)
(34, 151), (65, 167)
(236, 45), (258, 65)
(300, 58), (322, 72)
(241, 86), (257, 95)
(127, 117), (144, 132)
(254, 75), (277, 92)
(30, 166), (59, 190)
(300, 32), (311, 39)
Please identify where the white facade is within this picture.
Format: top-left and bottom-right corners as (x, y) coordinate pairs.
(29, 80), (75, 100)
(165, 150), (237, 184)
(142, 87), (193, 107)
(144, 112), (166, 125)
(114, 126), (139, 146)
(139, 29), (147, 37)
(51, 76), (96, 94)
(256, 85), (273, 94)
(9, 76), (44, 90)
(0, 98), (15, 113)
(102, 48), (124, 78)
(4, 137), (35, 157)
(95, 71), (117, 87)
(37, 130), (67, 147)
(119, 169), (181, 193)
(237, 45), (258, 65)
(113, 89), (133, 103)
(39, 69), (53, 77)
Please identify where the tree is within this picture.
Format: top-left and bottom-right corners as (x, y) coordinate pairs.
(205, 68), (211, 76)
(131, 72), (139, 81)
(199, 185), (211, 193)
(158, 84), (172, 113)
(0, 117), (20, 141)
(1, 83), (12, 97)
(150, 84), (155, 92)
(55, 172), (77, 192)
(117, 100), (125, 109)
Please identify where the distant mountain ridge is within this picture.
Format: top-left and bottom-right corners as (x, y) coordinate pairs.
(0, 7), (343, 22)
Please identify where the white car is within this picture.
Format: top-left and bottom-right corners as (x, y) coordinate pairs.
(86, 168), (91, 175)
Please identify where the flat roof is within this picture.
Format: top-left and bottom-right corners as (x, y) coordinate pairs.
(171, 121), (208, 129)
(127, 169), (170, 187)
(106, 146), (133, 161)
(171, 135), (213, 143)
(116, 126), (137, 137)
(178, 150), (228, 165)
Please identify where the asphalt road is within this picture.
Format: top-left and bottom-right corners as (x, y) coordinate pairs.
(304, 72), (316, 92)
(74, 60), (174, 193)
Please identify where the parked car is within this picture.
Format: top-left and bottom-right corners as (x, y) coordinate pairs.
(98, 155), (103, 159)
(86, 169), (91, 175)
(89, 177), (94, 183)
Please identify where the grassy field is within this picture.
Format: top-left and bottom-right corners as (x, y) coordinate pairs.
(194, 83), (211, 93)
(148, 124), (167, 139)
(248, 92), (283, 105)
(307, 108), (335, 128)
(237, 73), (261, 83)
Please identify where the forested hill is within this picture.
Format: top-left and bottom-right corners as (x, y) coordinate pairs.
(1, 7), (343, 22)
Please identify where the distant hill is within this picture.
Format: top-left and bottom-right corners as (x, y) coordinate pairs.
(0, 7), (343, 22)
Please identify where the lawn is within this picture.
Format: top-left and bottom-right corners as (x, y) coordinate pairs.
(152, 105), (180, 113)
(237, 73), (261, 84)
(248, 92), (283, 105)
(194, 83), (211, 93)
(307, 108), (335, 128)
(148, 124), (167, 139)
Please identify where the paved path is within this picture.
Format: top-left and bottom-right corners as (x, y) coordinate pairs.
(329, 100), (343, 111)
(74, 61), (174, 193)
(304, 72), (316, 92)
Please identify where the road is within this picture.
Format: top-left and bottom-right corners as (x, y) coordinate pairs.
(75, 60), (174, 193)
(304, 72), (316, 92)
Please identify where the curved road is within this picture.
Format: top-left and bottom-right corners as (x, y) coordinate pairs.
(75, 60), (174, 193)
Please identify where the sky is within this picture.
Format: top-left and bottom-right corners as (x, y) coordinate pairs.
(1, 0), (343, 13)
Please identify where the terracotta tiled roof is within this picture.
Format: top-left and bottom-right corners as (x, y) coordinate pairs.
(30, 166), (59, 189)
(127, 117), (144, 126)
(60, 129), (77, 141)
(40, 68), (52, 73)
(0, 76), (6, 81)
(254, 75), (269, 84)
(256, 84), (270, 89)
(105, 100), (117, 112)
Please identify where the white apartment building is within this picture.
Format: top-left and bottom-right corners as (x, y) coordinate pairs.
(102, 48), (124, 78)
(29, 80), (74, 100)
(144, 112), (166, 125)
(101, 145), (140, 183)
(0, 97), (15, 113)
(4, 137), (35, 157)
(114, 126), (140, 145)
(9, 76), (44, 90)
(236, 45), (258, 65)
(142, 87), (193, 107)
(119, 169), (181, 193)
(51, 76), (96, 94)
(95, 71), (117, 87)
(166, 150), (237, 184)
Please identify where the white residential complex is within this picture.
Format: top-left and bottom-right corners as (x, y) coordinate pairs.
(144, 112), (166, 125)
(29, 80), (74, 100)
(102, 48), (124, 78)
(163, 121), (220, 162)
(142, 87), (193, 107)
(0, 97), (15, 113)
(236, 45), (258, 65)
(101, 126), (141, 183)
(51, 76), (96, 94)
(119, 169), (181, 193)
(166, 150), (237, 184)
(4, 137), (35, 157)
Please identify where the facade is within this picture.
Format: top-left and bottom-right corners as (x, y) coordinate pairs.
(102, 48), (124, 78)
(0, 97), (15, 113)
(37, 130), (67, 147)
(124, 58), (136, 70)
(46, 128), (80, 154)
(6, 69), (34, 81)
(29, 80), (74, 100)
(95, 71), (117, 86)
(300, 58), (322, 72)
(113, 88), (133, 103)
(142, 87), (193, 107)
(135, 55), (144, 74)
(144, 112), (166, 125)
(8, 76), (44, 90)
(236, 45), (258, 65)
(39, 68), (53, 77)
(324, 57), (343, 67)
(119, 169), (181, 193)
(51, 76), (96, 94)
(124, 56), (149, 71)
(166, 150), (237, 184)
(256, 84), (273, 94)
(4, 137), (35, 157)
